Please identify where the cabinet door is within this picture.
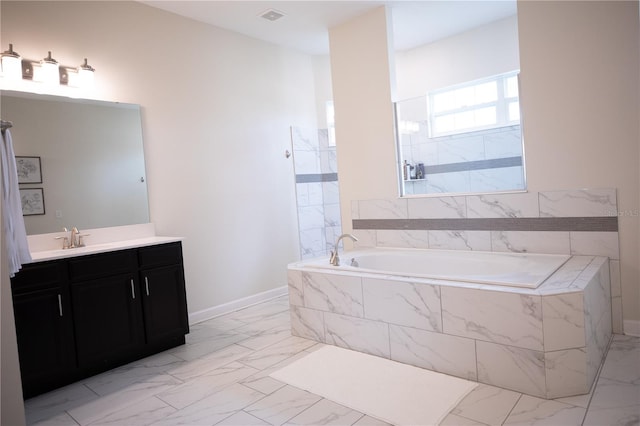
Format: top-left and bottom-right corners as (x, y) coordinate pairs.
(71, 274), (144, 368)
(13, 288), (76, 397)
(140, 265), (189, 344)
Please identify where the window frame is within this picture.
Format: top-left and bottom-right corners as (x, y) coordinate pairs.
(427, 71), (520, 138)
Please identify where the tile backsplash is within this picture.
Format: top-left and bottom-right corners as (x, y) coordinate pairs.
(350, 188), (622, 333)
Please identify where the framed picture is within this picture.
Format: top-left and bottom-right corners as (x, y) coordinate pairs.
(20, 188), (45, 216)
(16, 156), (42, 184)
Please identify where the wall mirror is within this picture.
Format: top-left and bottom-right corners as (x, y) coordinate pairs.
(1, 90), (150, 235)
(393, 1), (525, 196)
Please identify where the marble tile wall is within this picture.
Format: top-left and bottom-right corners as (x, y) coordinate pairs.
(291, 127), (342, 259)
(288, 254), (611, 399)
(402, 125), (525, 194)
(351, 188), (622, 333)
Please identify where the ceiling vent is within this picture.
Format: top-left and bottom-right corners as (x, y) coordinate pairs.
(259, 9), (286, 22)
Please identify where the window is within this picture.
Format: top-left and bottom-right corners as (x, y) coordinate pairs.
(428, 71), (520, 137)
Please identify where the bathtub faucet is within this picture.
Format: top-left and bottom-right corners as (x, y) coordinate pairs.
(330, 233), (358, 266)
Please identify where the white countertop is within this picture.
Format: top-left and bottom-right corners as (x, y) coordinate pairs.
(28, 236), (183, 263)
(26, 224), (183, 263)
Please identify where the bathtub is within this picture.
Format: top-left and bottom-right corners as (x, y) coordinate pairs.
(306, 247), (570, 289)
(287, 248), (612, 399)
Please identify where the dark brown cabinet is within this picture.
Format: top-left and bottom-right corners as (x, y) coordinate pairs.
(12, 290), (77, 396)
(11, 242), (189, 398)
(71, 273), (146, 369)
(11, 261), (76, 397)
(140, 270), (189, 345)
(138, 243), (188, 346)
(68, 249), (144, 370)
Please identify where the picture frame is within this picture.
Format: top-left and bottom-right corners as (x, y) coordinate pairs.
(16, 156), (42, 184)
(20, 188), (45, 216)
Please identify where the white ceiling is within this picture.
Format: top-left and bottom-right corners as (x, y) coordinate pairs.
(140, 1), (517, 55)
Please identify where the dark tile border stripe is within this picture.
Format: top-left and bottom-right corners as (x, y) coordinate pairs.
(296, 173), (338, 183)
(423, 156), (522, 175)
(353, 217), (618, 232)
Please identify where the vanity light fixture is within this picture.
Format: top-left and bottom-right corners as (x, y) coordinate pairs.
(0, 44), (96, 89)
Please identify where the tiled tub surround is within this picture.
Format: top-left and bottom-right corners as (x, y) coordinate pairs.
(287, 253), (612, 399)
(350, 188), (623, 333)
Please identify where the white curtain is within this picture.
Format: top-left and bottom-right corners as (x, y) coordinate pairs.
(1, 128), (32, 276)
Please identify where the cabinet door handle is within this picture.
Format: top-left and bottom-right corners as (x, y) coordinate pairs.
(58, 294), (63, 317)
(144, 276), (150, 296)
(130, 279), (136, 299)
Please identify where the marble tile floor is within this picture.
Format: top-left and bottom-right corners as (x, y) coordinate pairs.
(25, 296), (640, 426)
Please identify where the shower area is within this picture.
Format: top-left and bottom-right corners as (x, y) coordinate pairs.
(290, 126), (342, 259)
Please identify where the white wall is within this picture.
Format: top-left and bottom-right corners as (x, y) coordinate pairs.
(329, 6), (398, 236)
(1, 0), (319, 417)
(320, 15), (520, 129)
(1, 0), (316, 311)
(518, 0), (639, 327)
(312, 56), (333, 129)
(395, 15), (520, 100)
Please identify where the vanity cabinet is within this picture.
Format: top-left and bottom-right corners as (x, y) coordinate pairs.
(11, 242), (189, 398)
(138, 244), (189, 345)
(11, 261), (76, 398)
(69, 250), (145, 370)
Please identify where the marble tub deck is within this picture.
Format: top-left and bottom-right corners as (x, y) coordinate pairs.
(288, 253), (612, 399)
(24, 296), (639, 426)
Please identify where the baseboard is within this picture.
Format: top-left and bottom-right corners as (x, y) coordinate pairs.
(623, 319), (640, 337)
(188, 285), (288, 325)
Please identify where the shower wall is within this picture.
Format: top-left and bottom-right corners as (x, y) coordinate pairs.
(291, 126), (342, 259)
(401, 124), (524, 195)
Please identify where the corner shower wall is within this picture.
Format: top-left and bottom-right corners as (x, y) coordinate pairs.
(400, 124), (524, 195)
(291, 126), (342, 259)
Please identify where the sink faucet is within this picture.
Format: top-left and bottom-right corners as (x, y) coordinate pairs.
(55, 227), (89, 249)
(329, 233), (358, 266)
(55, 227), (71, 249)
(70, 227), (80, 248)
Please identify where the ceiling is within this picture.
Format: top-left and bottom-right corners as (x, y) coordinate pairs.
(140, 1), (517, 55)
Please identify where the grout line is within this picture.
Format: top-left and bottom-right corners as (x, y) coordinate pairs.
(281, 397), (325, 425)
(66, 410), (82, 426)
(579, 334), (615, 424)
(501, 393), (524, 425)
(453, 412), (492, 426)
(82, 382), (101, 397)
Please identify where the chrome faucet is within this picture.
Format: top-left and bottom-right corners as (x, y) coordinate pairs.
(329, 233), (358, 266)
(55, 227), (71, 249)
(71, 227), (90, 248)
(55, 226), (89, 249)
(70, 227), (80, 248)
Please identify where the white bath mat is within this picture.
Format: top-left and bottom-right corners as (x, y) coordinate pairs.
(269, 345), (478, 426)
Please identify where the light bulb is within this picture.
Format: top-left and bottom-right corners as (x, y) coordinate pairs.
(77, 58), (95, 88)
(1, 44), (22, 80)
(39, 51), (60, 85)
